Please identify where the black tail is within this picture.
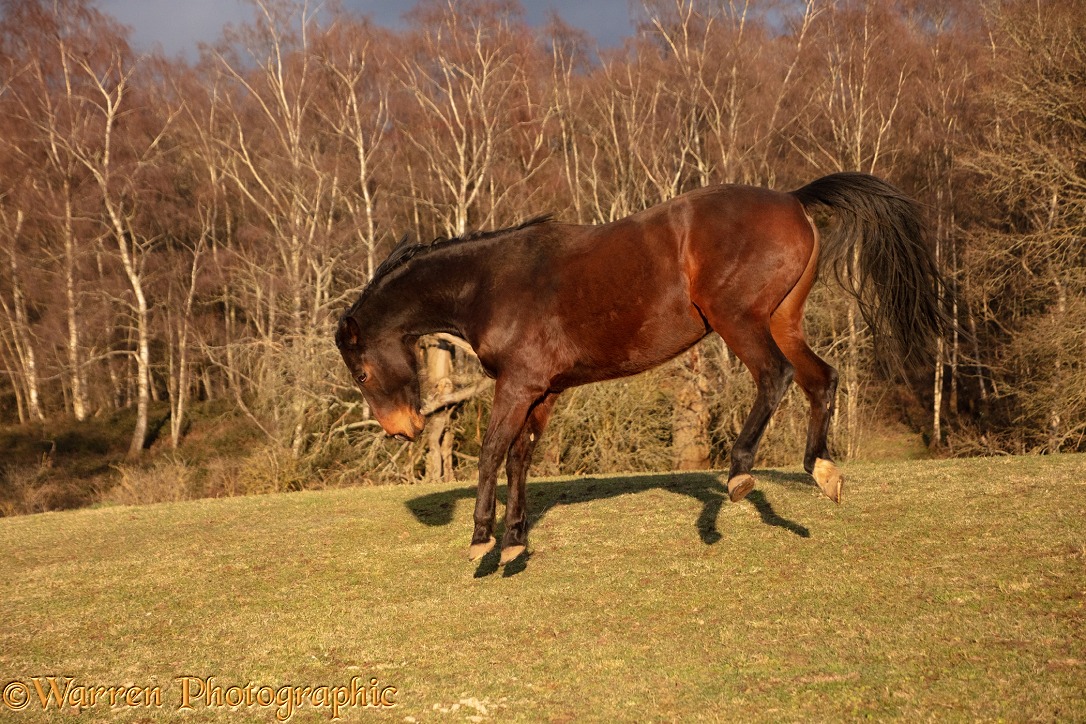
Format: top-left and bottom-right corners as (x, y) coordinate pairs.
(791, 172), (951, 371)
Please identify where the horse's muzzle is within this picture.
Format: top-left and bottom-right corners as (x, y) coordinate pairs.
(378, 406), (424, 442)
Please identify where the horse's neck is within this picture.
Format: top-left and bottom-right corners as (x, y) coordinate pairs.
(373, 248), (475, 339)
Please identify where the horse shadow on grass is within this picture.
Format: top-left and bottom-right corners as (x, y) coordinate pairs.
(406, 469), (815, 577)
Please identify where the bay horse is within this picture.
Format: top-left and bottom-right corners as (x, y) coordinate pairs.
(336, 173), (946, 565)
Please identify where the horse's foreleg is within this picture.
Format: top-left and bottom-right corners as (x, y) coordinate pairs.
(500, 392), (559, 565)
(469, 379), (545, 562)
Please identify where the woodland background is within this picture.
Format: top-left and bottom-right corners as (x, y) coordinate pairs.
(0, 0), (1082, 514)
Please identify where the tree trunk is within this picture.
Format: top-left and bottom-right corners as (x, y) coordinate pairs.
(169, 239), (202, 449)
(845, 298), (861, 459)
(128, 287), (151, 458)
(168, 329), (191, 450)
(933, 334), (944, 447)
(62, 192), (88, 421)
(672, 348), (711, 471)
(0, 333), (27, 424)
(425, 340), (456, 482)
(932, 212), (944, 448)
(1048, 272), (1067, 452)
(6, 221), (45, 422)
(110, 212), (151, 458)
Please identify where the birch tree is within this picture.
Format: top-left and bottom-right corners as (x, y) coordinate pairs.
(65, 49), (169, 457)
(317, 18), (391, 285)
(914, 4), (976, 448)
(966, 0), (1086, 451)
(0, 0), (118, 421)
(209, 0), (349, 455)
(0, 208), (45, 422)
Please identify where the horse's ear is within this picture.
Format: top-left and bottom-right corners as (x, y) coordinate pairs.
(336, 315), (361, 350)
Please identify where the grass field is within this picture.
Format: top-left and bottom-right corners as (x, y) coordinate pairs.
(2, 455), (1084, 721)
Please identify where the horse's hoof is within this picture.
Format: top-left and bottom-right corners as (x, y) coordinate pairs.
(813, 458), (843, 504)
(468, 536), (496, 561)
(727, 473), (756, 502)
(499, 545), (526, 566)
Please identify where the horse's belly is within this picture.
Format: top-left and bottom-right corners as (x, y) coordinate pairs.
(552, 302), (708, 388)
(544, 217), (707, 388)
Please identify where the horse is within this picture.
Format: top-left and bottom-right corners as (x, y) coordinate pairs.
(335, 172), (947, 565)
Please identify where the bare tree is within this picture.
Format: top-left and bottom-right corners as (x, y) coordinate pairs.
(0, 208), (45, 422)
(0, 0), (120, 422)
(914, 4), (975, 448)
(0, 0), (1081, 505)
(965, 0), (1086, 452)
(317, 17), (391, 283)
(208, 0), (352, 455)
(62, 43), (174, 456)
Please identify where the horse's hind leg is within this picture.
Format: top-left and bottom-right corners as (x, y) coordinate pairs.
(769, 227), (843, 502)
(771, 317), (843, 502)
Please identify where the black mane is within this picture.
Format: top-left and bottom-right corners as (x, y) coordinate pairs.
(346, 214), (553, 316)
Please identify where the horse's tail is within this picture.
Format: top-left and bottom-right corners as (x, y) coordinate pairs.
(790, 172), (951, 371)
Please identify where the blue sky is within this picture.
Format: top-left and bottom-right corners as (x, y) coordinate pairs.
(98, 0), (637, 58)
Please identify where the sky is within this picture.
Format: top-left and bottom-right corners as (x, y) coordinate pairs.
(97, 0), (638, 59)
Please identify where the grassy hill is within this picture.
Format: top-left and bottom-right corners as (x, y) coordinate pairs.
(2, 455), (1084, 721)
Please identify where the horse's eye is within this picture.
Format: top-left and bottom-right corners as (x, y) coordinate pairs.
(355, 372), (368, 385)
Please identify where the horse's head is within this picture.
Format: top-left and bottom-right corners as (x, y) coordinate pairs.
(335, 313), (425, 441)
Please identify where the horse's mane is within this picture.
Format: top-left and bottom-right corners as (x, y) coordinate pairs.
(347, 214), (553, 315)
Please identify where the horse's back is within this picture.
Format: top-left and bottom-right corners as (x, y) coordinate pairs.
(553, 186), (811, 384)
(473, 184), (815, 389)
